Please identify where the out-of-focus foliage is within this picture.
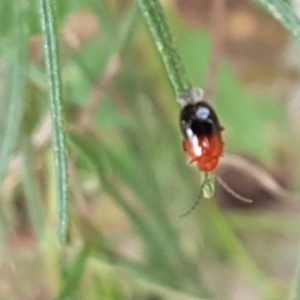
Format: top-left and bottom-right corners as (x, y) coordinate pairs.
(0, 0), (299, 299)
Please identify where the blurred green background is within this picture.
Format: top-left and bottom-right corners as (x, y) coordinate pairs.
(1, 0), (300, 299)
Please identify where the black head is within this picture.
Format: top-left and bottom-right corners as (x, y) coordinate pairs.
(180, 101), (221, 138)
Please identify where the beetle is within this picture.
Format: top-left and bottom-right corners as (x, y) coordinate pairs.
(180, 100), (224, 172)
(179, 96), (251, 217)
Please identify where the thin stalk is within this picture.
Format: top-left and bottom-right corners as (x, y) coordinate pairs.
(81, 2), (140, 120)
(138, 0), (191, 96)
(291, 245), (300, 300)
(38, 0), (68, 244)
(0, 2), (28, 186)
(56, 244), (89, 300)
(22, 141), (45, 240)
(205, 0), (226, 102)
(89, 258), (207, 300)
(254, 0), (300, 43)
(0, 0), (29, 269)
(200, 200), (278, 298)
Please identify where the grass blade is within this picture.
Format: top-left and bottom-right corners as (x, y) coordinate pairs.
(138, 0), (191, 96)
(22, 141), (45, 240)
(0, 2), (28, 186)
(254, 0), (300, 43)
(0, 0), (29, 270)
(291, 245), (300, 300)
(56, 244), (89, 300)
(38, 0), (68, 243)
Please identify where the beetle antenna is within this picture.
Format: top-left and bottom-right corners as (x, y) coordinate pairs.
(179, 197), (201, 218)
(179, 173), (209, 218)
(215, 175), (253, 203)
(180, 174), (252, 218)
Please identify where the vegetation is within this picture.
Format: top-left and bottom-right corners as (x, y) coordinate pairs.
(0, 0), (300, 299)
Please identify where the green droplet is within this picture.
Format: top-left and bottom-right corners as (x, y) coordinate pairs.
(201, 173), (215, 199)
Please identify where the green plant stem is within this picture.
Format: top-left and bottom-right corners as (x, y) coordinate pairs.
(291, 245), (300, 300)
(56, 244), (89, 300)
(0, 0), (28, 269)
(289, 248), (300, 300)
(89, 258), (207, 300)
(38, 0), (68, 244)
(254, 0), (300, 43)
(0, 2), (28, 186)
(22, 141), (45, 240)
(138, 0), (191, 96)
(199, 201), (279, 298)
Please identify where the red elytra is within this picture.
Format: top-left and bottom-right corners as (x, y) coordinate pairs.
(182, 133), (224, 172)
(180, 101), (224, 172)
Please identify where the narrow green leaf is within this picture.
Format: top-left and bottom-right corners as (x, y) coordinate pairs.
(291, 246), (300, 300)
(38, 0), (68, 244)
(70, 134), (158, 238)
(138, 0), (191, 96)
(199, 201), (279, 298)
(89, 259), (208, 300)
(56, 244), (89, 300)
(0, 2), (28, 186)
(88, 0), (117, 34)
(70, 134), (199, 291)
(0, 1), (29, 268)
(22, 141), (45, 240)
(254, 0), (300, 43)
(118, 2), (140, 51)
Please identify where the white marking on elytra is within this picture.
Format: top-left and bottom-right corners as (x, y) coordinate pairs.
(186, 128), (202, 157)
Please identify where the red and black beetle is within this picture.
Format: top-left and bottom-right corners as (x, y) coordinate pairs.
(180, 100), (224, 172)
